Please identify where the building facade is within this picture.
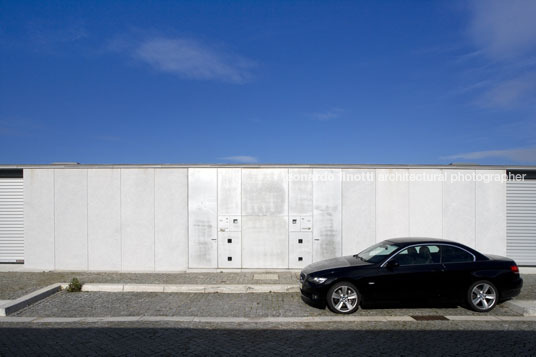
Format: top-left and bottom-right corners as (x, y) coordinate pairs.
(0, 164), (535, 271)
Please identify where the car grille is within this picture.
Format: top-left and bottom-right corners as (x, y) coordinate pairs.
(300, 272), (306, 283)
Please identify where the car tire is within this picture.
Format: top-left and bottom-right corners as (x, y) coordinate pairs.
(467, 280), (498, 313)
(326, 281), (360, 314)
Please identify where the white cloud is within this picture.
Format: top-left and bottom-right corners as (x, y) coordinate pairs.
(309, 108), (343, 121)
(469, 0), (536, 60)
(220, 155), (258, 163)
(442, 146), (536, 163)
(477, 73), (536, 108)
(122, 37), (255, 83)
(460, 1), (536, 110)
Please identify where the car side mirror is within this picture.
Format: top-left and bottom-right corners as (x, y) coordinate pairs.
(386, 260), (399, 270)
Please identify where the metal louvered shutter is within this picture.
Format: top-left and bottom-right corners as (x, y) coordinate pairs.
(0, 178), (24, 263)
(507, 180), (536, 266)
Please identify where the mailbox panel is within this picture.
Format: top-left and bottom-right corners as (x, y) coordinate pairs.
(289, 232), (312, 268)
(218, 231), (241, 268)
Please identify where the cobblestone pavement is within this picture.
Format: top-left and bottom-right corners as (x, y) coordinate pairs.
(0, 320), (535, 356)
(15, 291), (520, 317)
(0, 271), (299, 299)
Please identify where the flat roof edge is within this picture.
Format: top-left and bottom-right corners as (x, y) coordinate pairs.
(1, 163), (536, 170)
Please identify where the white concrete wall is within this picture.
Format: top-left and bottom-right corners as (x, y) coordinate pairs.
(54, 169), (88, 270)
(87, 169), (121, 271)
(155, 169), (188, 271)
(409, 169), (443, 238)
(476, 170), (506, 256)
(24, 169), (55, 270)
(217, 168), (242, 268)
(242, 216), (288, 268)
(188, 168), (217, 268)
(289, 169), (313, 268)
(313, 169), (342, 262)
(22, 167), (510, 271)
(342, 169), (376, 255)
(242, 169), (289, 268)
(121, 169), (155, 271)
(443, 170), (476, 248)
(376, 169), (410, 241)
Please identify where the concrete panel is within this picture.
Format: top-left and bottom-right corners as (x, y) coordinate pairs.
(242, 216), (288, 268)
(242, 169), (288, 216)
(289, 169), (313, 216)
(188, 168), (217, 268)
(409, 169), (443, 238)
(443, 170), (476, 248)
(54, 169), (88, 270)
(218, 231), (241, 268)
(376, 169), (410, 241)
(476, 171), (506, 256)
(218, 168), (241, 216)
(155, 169), (188, 271)
(342, 169), (376, 255)
(121, 169), (155, 271)
(313, 169), (342, 261)
(289, 232), (312, 268)
(24, 169), (55, 270)
(88, 169), (121, 271)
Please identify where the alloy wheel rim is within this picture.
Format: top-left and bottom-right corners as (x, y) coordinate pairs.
(471, 283), (496, 310)
(331, 286), (358, 312)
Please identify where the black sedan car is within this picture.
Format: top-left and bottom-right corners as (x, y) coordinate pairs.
(300, 238), (522, 314)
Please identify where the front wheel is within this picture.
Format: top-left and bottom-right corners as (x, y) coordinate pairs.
(467, 280), (498, 312)
(326, 281), (360, 314)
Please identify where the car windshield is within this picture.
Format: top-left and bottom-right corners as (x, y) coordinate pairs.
(355, 242), (399, 264)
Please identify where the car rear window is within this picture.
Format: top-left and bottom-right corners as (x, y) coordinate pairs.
(441, 245), (474, 263)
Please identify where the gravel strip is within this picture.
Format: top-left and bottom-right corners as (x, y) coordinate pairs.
(15, 291), (520, 318)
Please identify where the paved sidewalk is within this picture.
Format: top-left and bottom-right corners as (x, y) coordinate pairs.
(0, 271), (299, 300)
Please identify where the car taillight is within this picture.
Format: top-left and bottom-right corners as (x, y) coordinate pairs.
(510, 265), (519, 273)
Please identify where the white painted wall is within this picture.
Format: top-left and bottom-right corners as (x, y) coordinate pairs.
(87, 169), (121, 271)
(342, 169), (376, 255)
(188, 168), (217, 268)
(54, 169), (88, 270)
(121, 169), (155, 271)
(24, 169), (55, 270)
(155, 169), (188, 271)
(476, 170), (506, 256)
(376, 169), (409, 241)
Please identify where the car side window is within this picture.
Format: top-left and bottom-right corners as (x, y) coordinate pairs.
(441, 246), (474, 263)
(395, 245), (440, 266)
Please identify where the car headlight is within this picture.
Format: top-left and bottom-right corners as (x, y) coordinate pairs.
(311, 277), (327, 284)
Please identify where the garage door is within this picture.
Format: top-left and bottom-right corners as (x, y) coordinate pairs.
(507, 171), (536, 266)
(0, 170), (24, 263)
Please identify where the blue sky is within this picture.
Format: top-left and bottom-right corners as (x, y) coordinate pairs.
(1, 0), (535, 165)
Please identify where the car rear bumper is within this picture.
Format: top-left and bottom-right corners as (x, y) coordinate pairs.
(500, 277), (523, 300)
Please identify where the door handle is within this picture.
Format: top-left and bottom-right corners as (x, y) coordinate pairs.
(211, 238), (217, 241)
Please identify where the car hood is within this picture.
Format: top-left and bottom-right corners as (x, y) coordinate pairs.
(301, 255), (371, 275)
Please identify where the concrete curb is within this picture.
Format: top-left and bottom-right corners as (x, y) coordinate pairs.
(1, 315), (536, 324)
(504, 300), (536, 316)
(0, 284), (62, 316)
(81, 283), (300, 293)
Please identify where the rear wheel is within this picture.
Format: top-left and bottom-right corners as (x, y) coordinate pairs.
(467, 280), (498, 312)
(326, 281), (360, 314)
